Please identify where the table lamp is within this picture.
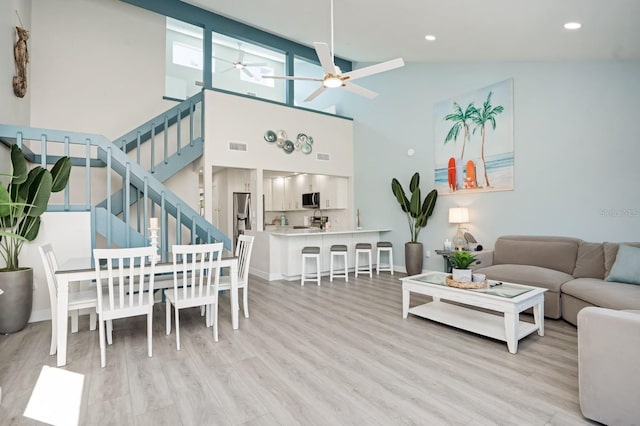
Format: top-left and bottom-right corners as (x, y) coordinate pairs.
(449, 207), (470, 251)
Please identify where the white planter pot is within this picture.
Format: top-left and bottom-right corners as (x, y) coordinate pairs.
(452, 268), (472, 283)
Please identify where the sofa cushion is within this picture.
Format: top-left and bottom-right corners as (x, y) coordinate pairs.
(603, 242), (640, 277)
(493, 235), (580, 275)
(562, 278), (640, 310)
(474, 264), (574, 292)
(605, 244), (640, 285)
(573, 241), (605, 279)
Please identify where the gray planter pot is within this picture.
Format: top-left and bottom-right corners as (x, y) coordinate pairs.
(404, 242), (424, 276)
(0, 268), (33, 334)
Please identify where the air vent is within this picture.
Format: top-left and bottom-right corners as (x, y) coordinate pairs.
(228, 141), (248, 152)
(316, 153), (330, 161)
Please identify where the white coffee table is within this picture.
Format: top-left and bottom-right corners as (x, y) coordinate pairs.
(401, 271), (546, 353)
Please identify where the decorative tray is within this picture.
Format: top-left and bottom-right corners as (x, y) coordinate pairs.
(445, 275), (487, 289)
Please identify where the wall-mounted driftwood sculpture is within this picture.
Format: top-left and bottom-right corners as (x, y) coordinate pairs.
(13, 18), (29, 98)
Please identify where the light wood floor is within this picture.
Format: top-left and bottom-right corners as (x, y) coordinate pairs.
(0, 272), (596, 425)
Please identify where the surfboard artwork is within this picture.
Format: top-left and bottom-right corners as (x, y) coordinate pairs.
(447, 157), (456, 191)
(465, 160), (477, 188)
(434, 79), (514, 195)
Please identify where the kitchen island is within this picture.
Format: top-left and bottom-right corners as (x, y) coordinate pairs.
(246, 228), (392, 281)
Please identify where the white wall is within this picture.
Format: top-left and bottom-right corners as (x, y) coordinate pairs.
(203, 90), (353, 175)
(0, 0), (31, 126)
(344, 61), (640, 271)
(22, 212), (92, 321)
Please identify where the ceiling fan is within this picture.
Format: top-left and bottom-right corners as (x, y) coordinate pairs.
(216, 42), (267, 78)
(262, 0), (404, 102)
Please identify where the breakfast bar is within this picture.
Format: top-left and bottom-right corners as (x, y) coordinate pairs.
(246, 228), (391, 281)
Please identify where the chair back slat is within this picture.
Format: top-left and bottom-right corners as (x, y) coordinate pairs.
(172, 242), (223, 303)
(93, 246), (156, 314)
(236, 235), (255, 283)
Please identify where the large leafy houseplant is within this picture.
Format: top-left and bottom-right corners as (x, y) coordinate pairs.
(0, 144), (71, 333)
(391, 172), (438, 243)
(391, 172), (438, 275)
(0, 144), (71, 271)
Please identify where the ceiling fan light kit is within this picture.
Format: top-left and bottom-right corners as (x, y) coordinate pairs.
(262, 0), (404, 102)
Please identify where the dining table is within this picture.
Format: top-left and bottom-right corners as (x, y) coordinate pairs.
(54, 253), (239, 367)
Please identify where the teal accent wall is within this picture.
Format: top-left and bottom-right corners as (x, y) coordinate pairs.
(343, 60), (640, 270)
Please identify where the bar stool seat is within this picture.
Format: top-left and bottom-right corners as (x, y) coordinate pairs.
(376, 241), (394, 275)
(301, 246), (321, 286)
(355, 243), (373, 278)
(330, 245), (348, 282)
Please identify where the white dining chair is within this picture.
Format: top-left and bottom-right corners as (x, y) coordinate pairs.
(38, 243), (97, 356)
(219, 235), (254, 318)
(165, 242), (223, 350)
(93, 246), (156, 368)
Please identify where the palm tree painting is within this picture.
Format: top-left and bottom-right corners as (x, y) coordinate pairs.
(433, 79), (513, 195)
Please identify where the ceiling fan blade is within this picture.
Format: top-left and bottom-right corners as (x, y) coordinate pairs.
(242, 67), (254, 78)
(238, 49), (245, 63)
(313, 42), (337, 75)
(343, 57), (405, 81)
(342, 82), (379, 99)
(223, 67), (235, 73)
(304, 86), (327, 102)
(243, 62), (268, 67)
(262, 75), (323, 81)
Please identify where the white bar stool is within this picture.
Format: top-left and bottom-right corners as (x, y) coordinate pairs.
(330, 244), (348, 282)
(376, 241), (394, 275)
(301, 246), (321, 286)
(355, 243), (373, 277)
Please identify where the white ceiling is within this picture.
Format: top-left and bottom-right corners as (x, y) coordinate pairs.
(182, 0), (640, 63)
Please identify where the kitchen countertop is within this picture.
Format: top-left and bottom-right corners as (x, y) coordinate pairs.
(267, 228), (391, 236)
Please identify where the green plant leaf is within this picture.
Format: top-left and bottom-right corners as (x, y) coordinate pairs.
(50, 156), (71, 192)
(18, 216), (40, 241)
(25, 169), (52, 217)
(10, 144), (28, 185)
(0, 185), (10, 217)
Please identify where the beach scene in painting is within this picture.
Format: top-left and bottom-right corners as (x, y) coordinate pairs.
(434, 79), (514, 195)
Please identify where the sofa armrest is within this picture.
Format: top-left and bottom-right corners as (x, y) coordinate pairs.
(577, 307), (640, 425)
(470, 250), (494, 270)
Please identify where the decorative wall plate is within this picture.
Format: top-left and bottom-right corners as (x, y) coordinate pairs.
(297, 133), (308, 144)
(307, 136), (314, 145)
(264, 130), (277, 142)
(301, 142), (312, 154)
(283, 140), (295, 153)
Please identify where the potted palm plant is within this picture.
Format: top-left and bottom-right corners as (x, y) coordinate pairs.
(391, 172), (438, 275)
(448, 251), (477, 282)
(0, 144), (71, 333)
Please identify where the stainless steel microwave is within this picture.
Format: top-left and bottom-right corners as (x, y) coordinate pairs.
(302, 192), (320, 208)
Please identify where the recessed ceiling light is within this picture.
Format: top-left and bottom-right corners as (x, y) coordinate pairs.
(564, 22), (582, 30)
(425, 35), (436, 41)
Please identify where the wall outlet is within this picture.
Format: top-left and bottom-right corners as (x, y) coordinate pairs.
(425, 250), (431, 258)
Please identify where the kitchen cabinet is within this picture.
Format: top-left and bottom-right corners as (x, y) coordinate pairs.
(264, 174), (348, 212)
(322, 176), (348, 209)
(229, 168), (252, 192)
(271, 177), (285, 211)
(263, 178), (272, 211)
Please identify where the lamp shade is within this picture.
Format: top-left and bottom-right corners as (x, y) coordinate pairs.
(449, 207), (470, 224)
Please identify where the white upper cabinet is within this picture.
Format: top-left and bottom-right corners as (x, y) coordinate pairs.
(229, 168), (252, 193)
(264, 174), (348, 211)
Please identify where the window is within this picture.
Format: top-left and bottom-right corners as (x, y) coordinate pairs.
(293, 56), (337, 114)
(211, 32), (285, 102)
(165, 18), (203, 100)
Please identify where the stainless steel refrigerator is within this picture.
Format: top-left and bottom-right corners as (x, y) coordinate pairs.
(233, 192), (251, 248)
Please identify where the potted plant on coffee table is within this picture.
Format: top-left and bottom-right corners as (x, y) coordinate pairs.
(0, 144), (71, 333)
(448, 251), (477, 283)
(391, 172), (438, 276)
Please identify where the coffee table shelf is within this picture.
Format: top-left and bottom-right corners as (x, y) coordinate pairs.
(408, 301), (540, 343)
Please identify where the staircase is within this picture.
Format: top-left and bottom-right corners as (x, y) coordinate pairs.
(0, 91), (231, 252)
